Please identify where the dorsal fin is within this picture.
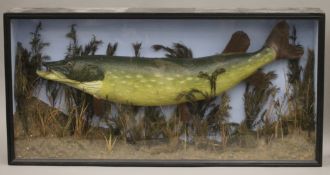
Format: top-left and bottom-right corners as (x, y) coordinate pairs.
(222, 31), (250, 54)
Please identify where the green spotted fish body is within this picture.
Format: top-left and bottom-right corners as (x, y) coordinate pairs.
(37, 21), (303, 106)
(80, 48), (274, 105)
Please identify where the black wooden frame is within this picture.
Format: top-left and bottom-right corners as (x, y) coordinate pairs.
(3, 11), (325, 167)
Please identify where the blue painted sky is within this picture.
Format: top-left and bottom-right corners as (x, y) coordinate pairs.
(10, 19), (318, 123)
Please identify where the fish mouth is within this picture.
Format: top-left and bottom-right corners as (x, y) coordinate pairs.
(37, 59), (78, 84)
(36, 69), (79, 84)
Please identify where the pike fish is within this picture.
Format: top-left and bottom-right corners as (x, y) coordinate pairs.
(37, 21), (303, 106)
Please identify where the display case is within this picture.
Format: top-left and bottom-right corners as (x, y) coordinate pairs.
(3, 8), (325, 166)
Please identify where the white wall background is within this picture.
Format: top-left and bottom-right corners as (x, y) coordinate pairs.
(0, 1), (329, 175)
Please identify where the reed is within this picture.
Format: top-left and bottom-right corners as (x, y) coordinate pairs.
(132, 42), (142, 57)
(152, 42), (211, 145)
(106, 42), (118, 56)
(103, 131), (118, 153)
(63, 24), (103, 136)
(152, 42), (193, 58)
(14, 22), (50, 135)
(243, 70), (278, 130)
(34, 103), (61, 136)
(70, 101), (89, 138)
(111, 104), (134, 143)
(286, 26), (315, 136)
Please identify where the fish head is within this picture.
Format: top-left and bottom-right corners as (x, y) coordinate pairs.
(36, 58), (104, 96)
(37, 58), (104, 82)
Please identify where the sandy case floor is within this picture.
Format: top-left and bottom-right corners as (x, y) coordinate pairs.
(14, 132), (314, 160)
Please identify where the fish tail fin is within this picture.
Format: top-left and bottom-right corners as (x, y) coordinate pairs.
(264, 21), (304, 59)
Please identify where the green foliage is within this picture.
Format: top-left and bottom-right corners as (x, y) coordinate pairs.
(152, 42), (193, 58)
(243, 70), (279, 130)
(286, 26), (315, 135)
(176, 88), (209, 103)
(142, 107), (167, 140)
(65, 25), (103, 58)
(111, 104), (137, 143)
(14, 22), (50, 134)
(106, 42), (118, 56)
(132, 42), (142, 57)
(287, 49), (315, 135)
(29, 22), (50, 72)
(301, 50), (315, 133)
(65, 24), (82, 60)
(207, 93), (231, 126)
(176, 88), (212, 128)
(28, 22), (60, 108)
(81, 35), (103, 56)
(14, 43), (31, 100)
(14, 43), (31, 134)
(62, 24), (103, 136)
(206, 92), (232, 146)
(198, 68), (226, 96)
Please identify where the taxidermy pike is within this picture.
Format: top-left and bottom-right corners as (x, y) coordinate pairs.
(37, 21), (303, 106)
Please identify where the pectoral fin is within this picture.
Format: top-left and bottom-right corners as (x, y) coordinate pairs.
(76, 80), (103, 98)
